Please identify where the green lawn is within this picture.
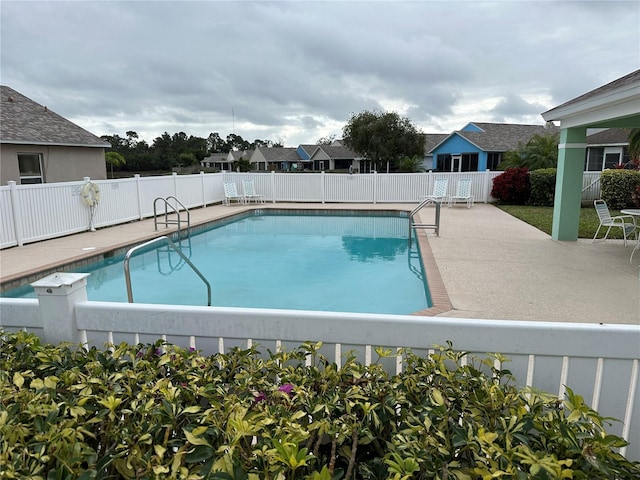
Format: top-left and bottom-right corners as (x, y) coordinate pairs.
(496, 205), (632, 240)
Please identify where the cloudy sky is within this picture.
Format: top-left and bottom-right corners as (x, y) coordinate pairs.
(2, 1), (638, 147)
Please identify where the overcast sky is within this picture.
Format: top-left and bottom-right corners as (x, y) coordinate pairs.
(2, 1), (638, 147)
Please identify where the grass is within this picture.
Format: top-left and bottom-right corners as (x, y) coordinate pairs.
(496, 205), (634, 240)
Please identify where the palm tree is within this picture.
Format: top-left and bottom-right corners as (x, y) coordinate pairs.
(105, 152), (126, 179)
(500, 132), (559, 170)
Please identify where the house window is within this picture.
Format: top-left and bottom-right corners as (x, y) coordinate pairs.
(436, 154), (451, 171)
(18, 153), (43, 184)
(604, 152), (621, 169)
(460, 153), (478, 172)
(437, 153), (478, 172)
(487, 152), (502, 170)
(585, 148), (603, 171)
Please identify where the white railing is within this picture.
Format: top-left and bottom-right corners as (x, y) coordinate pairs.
(1, 286), (638, 459)
(1, 170), (601, 249)
(582, 171), (603, 204)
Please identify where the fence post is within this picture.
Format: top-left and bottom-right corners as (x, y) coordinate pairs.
(373, 171), (378, 204)
(135, 174), (143, 220)
(31, 272), (89, 345)
(483, 169), (491, 203)
(172, 172), (178, 198)
(200, 171), (206, 207)
(321, 170), (326, 204)
(7, 181), (24, 247)
(270, 171), (276, 203)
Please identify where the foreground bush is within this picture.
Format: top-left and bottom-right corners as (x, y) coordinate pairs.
(601, 169), (640, 209)
(491, 167), (531, 204)
(528, 168), (557, 207)
(1, 331), (638, 479)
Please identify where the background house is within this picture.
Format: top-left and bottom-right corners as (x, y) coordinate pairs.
(0, 86), (110, 184)
(585, 128), (632, 170)
(308, 144), (364, 172)
(250, 146), (302, 171)
(429, 122), (559, 172)
(201, 152), (232, 171)
(422, 133), (448, 171)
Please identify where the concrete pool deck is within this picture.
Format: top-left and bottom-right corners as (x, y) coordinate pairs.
(1, 202), (638, 324)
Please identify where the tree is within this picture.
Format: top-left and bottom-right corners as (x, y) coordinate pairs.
(178, 152), (197, 167)
(316, 134), (336, 145)
(398, 155), (424, 173)
(105, 151), (126, 178)
(226, 133), (250, 152)
(207, 132), (227, 153)
(500, 132), (559, 170)
(233, 158), (252, 172)
(342, 110), (424, 172)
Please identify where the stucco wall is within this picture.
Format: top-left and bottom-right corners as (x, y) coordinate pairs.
(0, 144), (106, 185)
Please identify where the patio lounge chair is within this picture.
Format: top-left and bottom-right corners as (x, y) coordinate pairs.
(242, 179), (265, 204)
(420, 177), (448, 204)
(448, 178), (474, 208)
(593, 199), (637, 247)
(223, 182), (244, 206)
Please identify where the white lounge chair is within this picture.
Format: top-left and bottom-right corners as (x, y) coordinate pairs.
(242, 179), (265, 204)
(420, 177), (448, 204)
(593, 199), (637, 246)
(223, 182), (244, 206)
(448, 178), (474, 208)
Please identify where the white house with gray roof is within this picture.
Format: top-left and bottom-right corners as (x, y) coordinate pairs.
(0, 86), (110, 185)
(249, 146), (304, 171)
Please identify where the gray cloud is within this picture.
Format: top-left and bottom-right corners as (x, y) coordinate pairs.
(1, 1), (638, 146)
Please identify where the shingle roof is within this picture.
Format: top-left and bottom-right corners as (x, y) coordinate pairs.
(431, 122), (559, 153)
(255, 147), (301, 162)
(0, 85), (109, 147)
(423, 133), (448, 152)
(546, 69), (640, 113)
(203, 153), (230, 162)
(586, 128), (630, 145)
(315, 145), (359, 159)
(298, 144), (317, 156)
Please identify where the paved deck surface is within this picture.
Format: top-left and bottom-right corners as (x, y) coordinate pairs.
(1, 203), (638, 324)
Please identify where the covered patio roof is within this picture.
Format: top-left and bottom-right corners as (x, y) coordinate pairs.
(541, 69), (640, 240)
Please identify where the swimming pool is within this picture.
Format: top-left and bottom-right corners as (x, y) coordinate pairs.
(3, 210), (432, 315)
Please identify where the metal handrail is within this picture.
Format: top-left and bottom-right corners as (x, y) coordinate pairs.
(582, 177), (600, 193)
(409, 198), (440, 246)
(154, 196), (190, 238)
(124, 236), (211, 306)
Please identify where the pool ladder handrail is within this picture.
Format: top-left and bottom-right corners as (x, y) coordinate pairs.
(124, 236), (212, 306)
(409, 198), (440, 246)
(154, 196), (190, 239)
(156, 236), (192, 276)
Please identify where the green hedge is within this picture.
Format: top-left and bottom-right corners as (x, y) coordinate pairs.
(601, 169), (640, 209)
(1, 331), (638, 479)
(528, 168), (557, 207)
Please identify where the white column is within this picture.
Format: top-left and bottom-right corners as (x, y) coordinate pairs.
(31, 272), (90, 345)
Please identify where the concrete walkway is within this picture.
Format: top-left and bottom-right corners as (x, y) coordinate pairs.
(1, 203), (638, 324)
(429, 204), (639, 324)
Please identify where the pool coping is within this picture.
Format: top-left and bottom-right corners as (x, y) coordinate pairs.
(0, 205), (453, 317)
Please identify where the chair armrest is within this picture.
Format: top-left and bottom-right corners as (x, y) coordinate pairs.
(613, 215), (637, 225)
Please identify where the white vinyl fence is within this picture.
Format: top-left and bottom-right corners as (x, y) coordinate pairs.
(1, 170), (601, 249)
(0, 279), (638, 459)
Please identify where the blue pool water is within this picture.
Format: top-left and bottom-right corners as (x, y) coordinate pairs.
(4, 210), (431, 315)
